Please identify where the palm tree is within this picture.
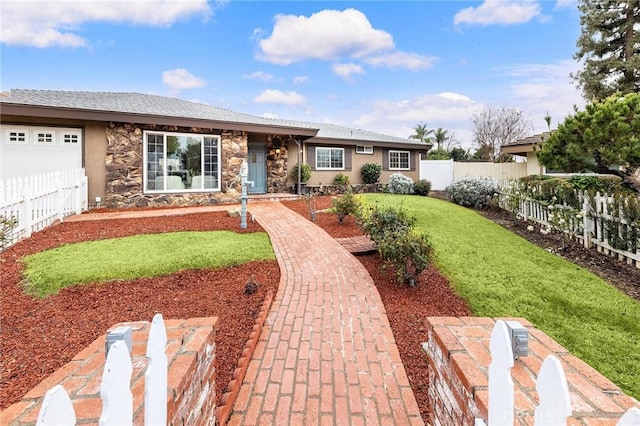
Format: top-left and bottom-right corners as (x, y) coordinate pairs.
(433, 127), (449, 150)
(409, 122), (434, 143)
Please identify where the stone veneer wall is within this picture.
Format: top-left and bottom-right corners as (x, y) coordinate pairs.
(104, 123), (247, 208)
(265, 135), (289, 193)
(2, 317), (218, 425)
(424, 316), (640, 426)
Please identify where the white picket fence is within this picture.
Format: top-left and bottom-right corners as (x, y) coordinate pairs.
(476, 320), (640, 426)
(0, 168), (88, 250)
(36, 314), (167, 426)
(498, 189), (640, 268)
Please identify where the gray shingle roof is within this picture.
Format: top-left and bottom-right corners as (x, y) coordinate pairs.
(502, 131), (554, 147)
(1, 89), (427, 147)
(1, 89), (316, 131)
(295, 121), (429, 148)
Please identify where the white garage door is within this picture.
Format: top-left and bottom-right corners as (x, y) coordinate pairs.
(0, 125), (83, 180)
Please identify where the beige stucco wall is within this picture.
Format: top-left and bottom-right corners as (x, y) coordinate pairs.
(287, 142), (421, 186)
(527, 152), (543, 175)
(84, 121), (108, 206)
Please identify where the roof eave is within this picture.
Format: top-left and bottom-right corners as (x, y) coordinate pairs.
(0, 103), (319, 137)
(307, 136), (431, 150)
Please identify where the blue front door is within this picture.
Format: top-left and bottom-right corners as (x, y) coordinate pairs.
(248, 144), (266, 193)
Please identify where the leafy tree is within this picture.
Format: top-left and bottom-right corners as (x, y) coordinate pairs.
(409, 122), (434, 143)
(536, 92), (640, 191)
(427, 148), (451, 160)
(572, 0), (640, 101)
(471, 145), (493, 161)
(433, 127), (449, 150)
(450, 147), (470, 161)
(544, 112), (552, 131)
(471, 106), (533, 162)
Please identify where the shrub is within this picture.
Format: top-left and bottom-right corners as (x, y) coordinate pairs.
(388, 173), (414, 194)
(377, 232), (432, 287)
(413, 179), (431, 196)
(359, 204), (416, 242)
(567, 175), (625, 194)
(332, 189), (362, 223)
(333, 173), (350, 186)
(445, 178), (497, 208)
(289, 163), (311, 183)
(361, 163), (382, 184)
(0, 215), (17, 251)
(359, 204), (431, 286)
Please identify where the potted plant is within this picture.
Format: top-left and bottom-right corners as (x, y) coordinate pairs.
(290, 162), (311, 194)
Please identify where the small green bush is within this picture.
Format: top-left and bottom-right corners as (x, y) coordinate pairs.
(332, 189), (362, 223)
(0, 215), (18, 251)
(388, 173), (414, 194)
(567, 175), (625, 194)
(361, 163), (382, 184)
(359, 204), (431, 286)
(445, 178), (497, 208)
(413, 179), (431, 196)
(333, 173), (350, 186)
(359, 204), (415, 242)
(290, 163), (311, 183)
(377, 232), (432, 287)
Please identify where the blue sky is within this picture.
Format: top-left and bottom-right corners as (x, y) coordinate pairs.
(0, 0), (585, 148)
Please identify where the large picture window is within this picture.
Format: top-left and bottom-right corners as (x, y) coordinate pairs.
(389, 150), (410, 170)
(316, 147), (344, 170)
(144, 131), (220, 193)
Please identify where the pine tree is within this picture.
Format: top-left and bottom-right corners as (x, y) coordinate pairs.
(573, 0), (640, 101)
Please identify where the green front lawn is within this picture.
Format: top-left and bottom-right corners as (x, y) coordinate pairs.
(22, 231), (275, 297)
(361, 194), (640, 399)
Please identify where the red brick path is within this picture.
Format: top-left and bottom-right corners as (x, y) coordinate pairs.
(228, 202), (423, 425)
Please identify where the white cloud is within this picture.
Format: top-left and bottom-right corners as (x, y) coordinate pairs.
(243, 71), (274, 82)
(257, 8), (394, 65)
(162, 68), (206, 90)
(555, 0), (577, 8)
(364, 51), (437, 70)
(293, 76), (309, 85)
(332, 63), (365, 81)
(261, 112), (280, 119)
(355, 92), (481, 126)
(454, 0), (542, 26)
(350, 91), (482, 147)
(254, 89), (306, 105)
(498, 59), (585, 132)
(1, 0), (212, 48)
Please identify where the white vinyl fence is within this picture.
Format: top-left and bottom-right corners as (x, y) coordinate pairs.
(37, 314), (167, 426)
(498, 188), (640, 268)
(420, 160), (527, 190)
(476, 320), (640, 426)
(0, 168), (88, 250)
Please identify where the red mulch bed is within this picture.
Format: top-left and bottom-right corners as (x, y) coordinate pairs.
(0, 213), (278, 410)
(1, 197), (471, 425)
(282, 196), (472, 423)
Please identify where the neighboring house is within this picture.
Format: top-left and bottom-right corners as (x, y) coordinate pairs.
(500, 131), (552, 175)
(0, 90), (428, 209)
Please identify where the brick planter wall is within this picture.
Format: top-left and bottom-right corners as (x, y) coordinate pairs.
(424, 316), (640, 426)
(1, 317), (218, 425)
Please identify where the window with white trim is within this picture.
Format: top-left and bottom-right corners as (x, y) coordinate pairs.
(5, 129), (28, 144)
(35, 130), (55, 145)
(356, 145), (373, 154)
(316, 147), (344, 170)
(144, 130), (221, 193)
(389, 150), (410, 170)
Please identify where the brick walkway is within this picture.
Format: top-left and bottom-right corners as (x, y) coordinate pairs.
(229, 202), (423, 425)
